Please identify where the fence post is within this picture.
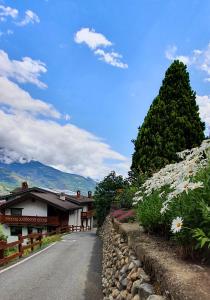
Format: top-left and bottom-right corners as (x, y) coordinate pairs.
(31, 235), (34, 252)
(18, 234), (23, 258)
(39, 233), (42, 248)
(0, 240), (6, 260)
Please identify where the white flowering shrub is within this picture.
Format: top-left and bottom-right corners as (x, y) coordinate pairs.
(134, 139), (210, 252)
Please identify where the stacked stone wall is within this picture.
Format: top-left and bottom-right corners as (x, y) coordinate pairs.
(100, 217), (165, 300)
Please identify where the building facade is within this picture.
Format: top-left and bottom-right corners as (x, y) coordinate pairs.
(0, 184), (94, 242)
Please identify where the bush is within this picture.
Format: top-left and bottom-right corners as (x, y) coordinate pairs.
(110, 209), (126, 218)
(94, 171), (128, 227)
(42, 234), (61, 246)
(0, 224), (7, 241)
(134, 140), (210, 258)
(136, 190), (165, 234)
(111, 209), (136, 223)
(116, 186), (138, 209)
(117, 210), (135, 223)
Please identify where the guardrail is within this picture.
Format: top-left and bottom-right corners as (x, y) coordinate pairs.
(0, 225), (91, 267)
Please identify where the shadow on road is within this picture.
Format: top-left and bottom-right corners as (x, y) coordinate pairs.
(84, 231), (103, 300)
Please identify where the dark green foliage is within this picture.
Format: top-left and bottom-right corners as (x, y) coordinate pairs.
(0, 224), (7, 241)
(116, 185), (138, 209)
(132, 60), (205, 175)
(94, 171), (128, 227)
(136, 190), (164, 233)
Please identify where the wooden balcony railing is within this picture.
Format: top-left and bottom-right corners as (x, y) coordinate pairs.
(81, 210), (94, 219)
(0, 215), (60, 226)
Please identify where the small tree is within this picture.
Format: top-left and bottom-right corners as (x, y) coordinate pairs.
(131, 60), (205, 176)
(94, 171), (128, 227)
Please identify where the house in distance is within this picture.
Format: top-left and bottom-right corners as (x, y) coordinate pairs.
(0, 182), (94, 242)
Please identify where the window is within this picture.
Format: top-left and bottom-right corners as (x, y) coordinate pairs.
(10, 208), (22, 216)
(37, 228), (42, 234)
(27, 227), (33, 234)
(10, 226), (22, 236)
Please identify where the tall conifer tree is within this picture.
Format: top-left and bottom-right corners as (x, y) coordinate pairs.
(131, 60), (205, 175)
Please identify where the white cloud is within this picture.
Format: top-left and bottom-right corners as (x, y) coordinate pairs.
(6, 29), (13, 35)
(94, 49), (128, 69)
(16, 10), (40, 27)
(5, 29), (14, 35)
(196, 95), (210, 135)
(0, 29), (14, 37)
(0, 109), (129, 179)
(74, 28), (112, 49)
(165, 45), (177, 60)
(165, 43), (210, 81)
(64, 114), (71, 121)
(0, 50), (129, 179)
(0, 5), (18, 20)
(165, 45), (190, 64)
(0, 50), (47, 88)
(0, 5), (39, 29)
(74, 27), (128, 69)
(0, 77), (60, 118)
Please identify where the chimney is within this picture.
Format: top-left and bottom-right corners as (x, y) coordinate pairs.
(22, 181), (28, 190)
(88, 191), (92, 198)
(59, 192), (66, 201)
(77, 190), (81, 198)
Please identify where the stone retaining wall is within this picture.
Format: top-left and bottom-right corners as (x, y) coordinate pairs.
(100, 216), (210, 300)
(100, 217), (165, 300)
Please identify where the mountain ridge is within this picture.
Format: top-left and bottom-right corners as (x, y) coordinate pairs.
(0, 160), (96, 195)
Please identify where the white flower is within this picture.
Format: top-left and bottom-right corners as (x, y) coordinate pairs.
(132, 140), (210, 211)
(132, 195), (144, 205)
(160, 205), (169, 214)
(135, 191), (141, 195)
(171, 217), (183, 233)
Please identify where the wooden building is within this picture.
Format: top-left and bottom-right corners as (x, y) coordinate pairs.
(0, 184), (94, 242)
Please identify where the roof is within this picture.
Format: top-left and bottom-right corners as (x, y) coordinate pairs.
(0, 187), (43, 200)
(0, 187), (85, 212)
(31, 192), (81, 211)
(65, 195), (93, 206)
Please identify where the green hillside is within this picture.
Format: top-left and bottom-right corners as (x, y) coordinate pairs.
(0, 161), (96, 195)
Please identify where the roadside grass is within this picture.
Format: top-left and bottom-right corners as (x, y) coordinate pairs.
(4, 234), (62, 261)
(23, 234), (62, 256)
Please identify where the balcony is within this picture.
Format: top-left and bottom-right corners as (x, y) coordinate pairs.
(0, 215), (60, 226)
(81, 211), (94, 219)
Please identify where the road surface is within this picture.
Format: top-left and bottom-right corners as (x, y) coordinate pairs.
(0, 231), (102, 300)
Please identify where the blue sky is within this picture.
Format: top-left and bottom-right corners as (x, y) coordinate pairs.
(0, 0), (210, 179)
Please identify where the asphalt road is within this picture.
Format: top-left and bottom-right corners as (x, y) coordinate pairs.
(0, 231), (102, 300)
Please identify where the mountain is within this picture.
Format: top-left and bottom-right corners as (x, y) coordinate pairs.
(0, 160), (96, 195)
